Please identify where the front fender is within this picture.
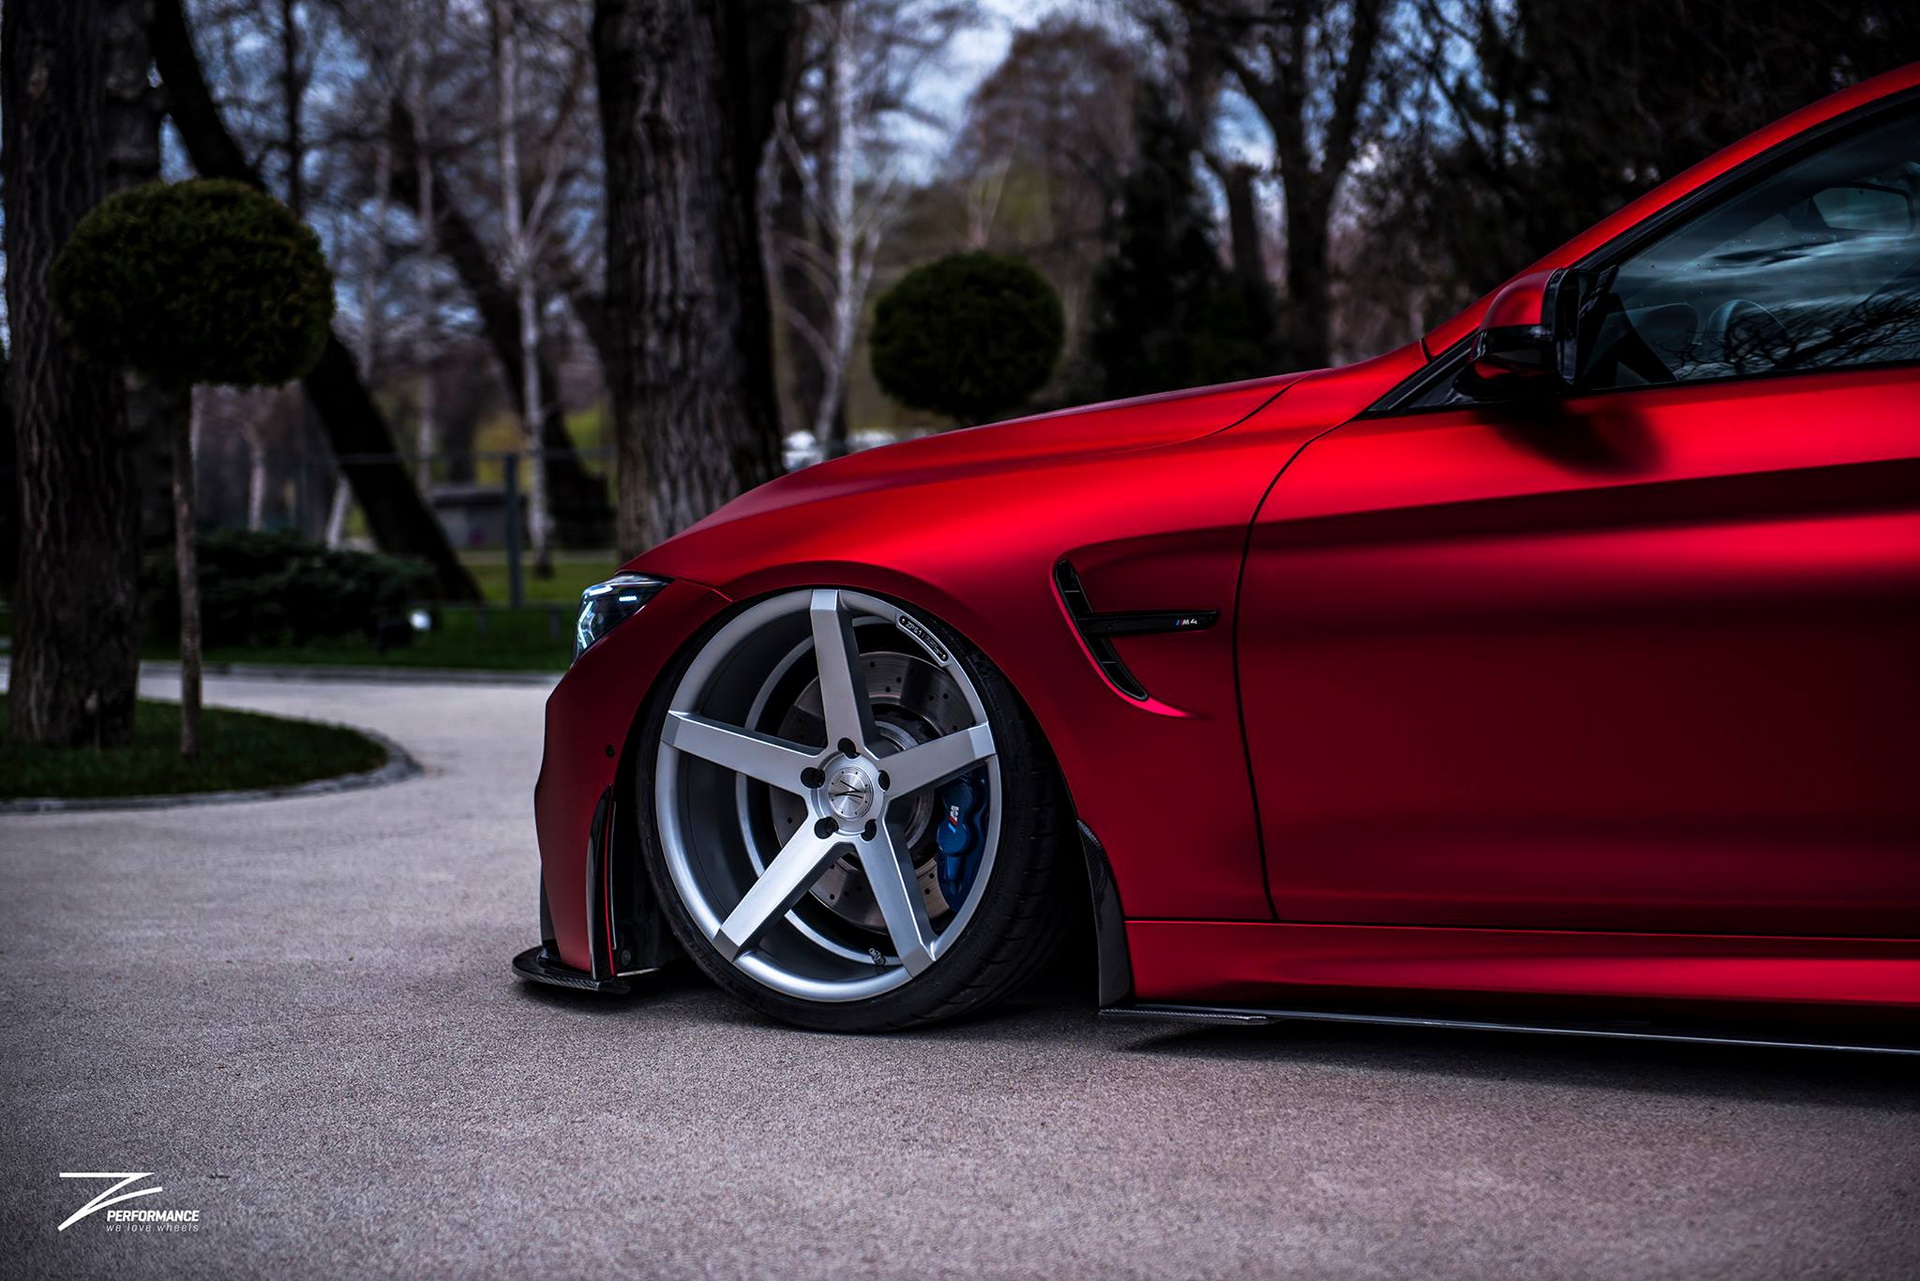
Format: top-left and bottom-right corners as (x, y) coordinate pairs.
(534, 578), (731, 973)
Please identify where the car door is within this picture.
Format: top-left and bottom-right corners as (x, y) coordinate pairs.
(1237, 94), (1920, 938)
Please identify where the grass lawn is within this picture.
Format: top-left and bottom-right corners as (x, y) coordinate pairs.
(0, 693), (390, 800)
(154, 606), (579, 673)
(5, 554), (600, 675)
(458, 548), (618, 608)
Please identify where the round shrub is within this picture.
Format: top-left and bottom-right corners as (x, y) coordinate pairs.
(53, 178), (333, 389)
(869, 251), (1064, 424)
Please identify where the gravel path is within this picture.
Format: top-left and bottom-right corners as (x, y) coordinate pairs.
(3, 672), (1916, 1279)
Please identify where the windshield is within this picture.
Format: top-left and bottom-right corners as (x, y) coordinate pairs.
(1584, 101), (1920, 386)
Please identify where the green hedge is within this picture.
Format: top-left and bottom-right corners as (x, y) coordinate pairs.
(142, 529), (430, 649)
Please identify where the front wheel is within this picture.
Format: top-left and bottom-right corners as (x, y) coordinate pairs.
(637, 587), (1071, 1031)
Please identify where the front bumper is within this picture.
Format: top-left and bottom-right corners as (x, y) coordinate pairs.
(529, 578), (729, 977)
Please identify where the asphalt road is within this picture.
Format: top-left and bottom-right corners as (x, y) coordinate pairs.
(3, 673), (1917, 1280)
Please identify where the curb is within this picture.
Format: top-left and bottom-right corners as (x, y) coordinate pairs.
(161, 660), (561, 687)
(0, 725), (424, 815)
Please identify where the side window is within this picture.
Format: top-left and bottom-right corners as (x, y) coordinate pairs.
(1580, 102), (1920, 389)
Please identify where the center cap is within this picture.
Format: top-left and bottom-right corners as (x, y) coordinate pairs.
(825, 764), (876, 822)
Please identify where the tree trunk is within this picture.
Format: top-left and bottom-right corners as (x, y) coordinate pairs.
(439, 397), (479, 485)
(1281, 187), (1333, 371)
(149, 0), (478, 600)
(103, 0), (174, 554)
(0, 345), (14, 597)
(517, 277), (554, 576)
(172, 388), (202, 760)
(771, 131), (834, 448)
(492, 0), (554, 578)
(4, 0), (143, 749)
(324, 474), (352, 547)
(359, 130), (388, 381)
(594, 0), (792, 557)
(1218, 161), (1266, 292)
(103, 0), (158, 190)
(1223, 2), (1386, 379)
(245, 425), (268, 530)
(410, 47), (438, 468)
(547, 256), (615, 371)
(278, 0), (304, 217)
(813, 4), (856, 460)
(297, 336), (476, 595)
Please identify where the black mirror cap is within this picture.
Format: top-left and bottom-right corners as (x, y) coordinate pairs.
(1455, 267), (1610, 400)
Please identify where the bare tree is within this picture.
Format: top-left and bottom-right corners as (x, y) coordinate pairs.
(151, 0), (481, 598)
(766, 0), (973, 458)
(1152, 0), (1403, 371)
(329, 93), (394, 542)
(407, 0), (440, 466)
(323, 0), (612, 546)
(495, 0), (556, 576)
(777, 5), (893, 455)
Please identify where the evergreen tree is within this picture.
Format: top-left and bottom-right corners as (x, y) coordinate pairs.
(1085, 81), (1281, 401)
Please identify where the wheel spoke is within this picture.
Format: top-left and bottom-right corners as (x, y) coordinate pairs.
(661, 711), (819, 792)
(859, 826), (935, 976)
(714, 828), (847, 961)
(810, 588), (879, 751)
(880, 722), (994, 797)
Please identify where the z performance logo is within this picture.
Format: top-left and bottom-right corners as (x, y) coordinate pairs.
(58, 1173), (202, 1233)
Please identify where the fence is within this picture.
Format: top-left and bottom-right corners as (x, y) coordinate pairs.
(264, 447), (618, 611)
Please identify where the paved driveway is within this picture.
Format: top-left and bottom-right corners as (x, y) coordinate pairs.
(2, 673), (1916, 1279)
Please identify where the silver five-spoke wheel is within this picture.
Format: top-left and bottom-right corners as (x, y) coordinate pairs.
(652, 588), (1006, 1005)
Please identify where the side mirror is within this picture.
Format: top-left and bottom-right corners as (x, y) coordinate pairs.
(1458, 268), (1602, 398)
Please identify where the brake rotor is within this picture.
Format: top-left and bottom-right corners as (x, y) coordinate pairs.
(767, 650), (969, 930)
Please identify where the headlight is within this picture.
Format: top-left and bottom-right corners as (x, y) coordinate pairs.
(573, 573), (669, 662)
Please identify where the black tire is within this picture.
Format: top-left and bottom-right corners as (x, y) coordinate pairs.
(635, 592), (1073, 1032)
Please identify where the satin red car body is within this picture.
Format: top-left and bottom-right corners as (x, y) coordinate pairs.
(533, 64), (1920, 1031)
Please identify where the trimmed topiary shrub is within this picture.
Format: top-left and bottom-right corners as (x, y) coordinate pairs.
(53, 178), (333, 388)
(54, 178), (334, 759)
(869, 251), (1065, 425)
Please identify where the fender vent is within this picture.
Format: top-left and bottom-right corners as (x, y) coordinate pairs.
(1053, 560), (1218, 702)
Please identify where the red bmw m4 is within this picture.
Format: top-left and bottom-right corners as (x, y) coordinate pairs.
(518, 65), (1920, 1049)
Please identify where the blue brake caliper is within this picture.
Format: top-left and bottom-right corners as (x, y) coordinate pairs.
(935, 769), (989, 910)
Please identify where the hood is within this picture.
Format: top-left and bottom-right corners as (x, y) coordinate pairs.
(678, 372), (1308, 536)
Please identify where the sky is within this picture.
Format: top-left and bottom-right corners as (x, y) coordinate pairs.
(898, 0), (1086, 171)
(902, 0), (1274, 177)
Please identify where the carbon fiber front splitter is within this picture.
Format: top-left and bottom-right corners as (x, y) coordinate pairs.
(512, 945), (634, 995)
